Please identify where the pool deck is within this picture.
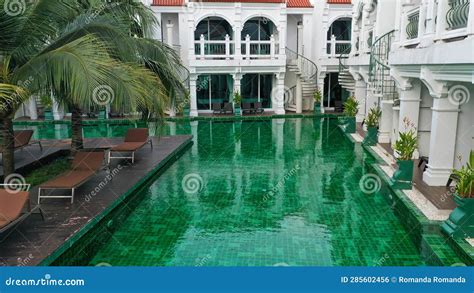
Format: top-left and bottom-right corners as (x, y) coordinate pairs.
(0, 135), (193, 267)
(355, 123), (455, 210)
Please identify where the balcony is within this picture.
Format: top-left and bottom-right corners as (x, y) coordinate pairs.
(446, 0), (470, 30)
(327, 36), (352, 57)
(406, 10), (420, 40)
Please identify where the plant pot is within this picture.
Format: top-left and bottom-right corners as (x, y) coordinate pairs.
(44, 109), (53, 121)
(441, 194), (474, 238)
(98, 110), (106, 120)
(183, 108), (190, 117)
(363, 127), (378, 146)
(234, 106), (241, 117)
(314, 103), (321, 113)
(344, 117), (356, 133)
(390, 159), (414, 189)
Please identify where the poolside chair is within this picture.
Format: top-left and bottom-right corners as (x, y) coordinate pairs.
(38, 151), (106, 204)
(0, 130), (42, 153)
(212, 103), (223, 115)
(222, 103), (233, 114)
(107, 128), (152, 164)
(253, 102), (264, 114)
(0, 184), (44, 234)
(242, 103), (252, 115)
(418, 156), (429, 171)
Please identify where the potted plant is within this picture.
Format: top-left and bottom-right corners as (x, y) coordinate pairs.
(313, 89), (322, 113)
(391, 118), (417, 190)
(442, 151), (474, 238)
(363, 107), (381, 146)
(40, 95), (54, 121)
(233, 91), (241, 117)
(342, 96), (359, 133)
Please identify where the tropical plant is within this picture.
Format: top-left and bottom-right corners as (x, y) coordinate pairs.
(313, 89), (322, 104)
(233, 91), (241, 105)
(366, 107), (382, 128)
(453, 151), (474, 198)
(343, 96), (359, 117)
(40, 95), (53, 110)
(394, 129), (418, 161)
(0, 0), (186, 177)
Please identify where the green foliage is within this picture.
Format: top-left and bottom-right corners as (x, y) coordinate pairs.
(366, 107), (382, 128)
(25, 157), (71, 187)
(40, 95), (53, 109)
(453, 151), (474, 198)
(313, 89), (322, 103)
(233, 91), (241, 105)
(343, 96), (359, 117)
(394, 130), (418, 161)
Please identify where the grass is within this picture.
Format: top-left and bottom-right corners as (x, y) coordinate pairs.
(25, 157), (71, 187)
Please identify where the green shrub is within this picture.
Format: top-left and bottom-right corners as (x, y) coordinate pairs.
(453, 151), (474, 198)
(343, 96), (359, 117)
(366, 107), (382, 128)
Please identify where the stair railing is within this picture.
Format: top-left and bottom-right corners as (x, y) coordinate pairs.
(369, 30), (398, 101)
(285, 47), (319, 87)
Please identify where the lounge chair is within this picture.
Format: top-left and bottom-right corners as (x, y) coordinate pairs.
(0, 184), (44, 234)
(38, 151), (106, 204)
(242, 103), (252, 115)
(0, 130), (42, 153)
(253, 102), (264, 114)
(212, 103), (223, 115)
(222, 103), (233, 114)
(418, 156), (429, 171)
(107, 128), (152, 164)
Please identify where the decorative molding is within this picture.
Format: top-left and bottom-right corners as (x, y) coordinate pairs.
(391, 68), (413, 91)
(420, 67), (449, 98)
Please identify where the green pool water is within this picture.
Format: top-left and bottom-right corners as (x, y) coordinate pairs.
(17, 119), (426, 266)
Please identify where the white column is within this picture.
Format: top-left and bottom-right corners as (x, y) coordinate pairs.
(468, 0), (474, 37)
(28, 96), (38, 120)
(297, 24), (303, 55)
(52, 96), (63, 120)
(166, 22), (174, 47)
(378, 100), (394, 144)
(330, 35), (336, 57)
(233, 73), (242, 97)
(105, 104), (110, 119)
(398, 80), (421, 157)
(391, 106), (400, 148)
(234, 24), (242, 61)
(295, 75), (303, 114)
(189, 75), (198, 117)
(273, 73), (285, 115)
(423, 97), (459, 186)
(169, 121), (176, 136)
(354, 77), (367, 122)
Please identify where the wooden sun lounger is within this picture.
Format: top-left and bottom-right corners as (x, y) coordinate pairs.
(242, 103), (252, 114)
(0, 130), (42, 153)
(253, 102), (264, 114)
(107, 128), (152, 164)
(0, 185), (44, 234)
(38, 151), (106, 204)
(222, 103), (233, 114)
(212, 103), (223, 114)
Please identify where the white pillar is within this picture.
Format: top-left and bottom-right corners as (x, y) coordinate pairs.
(398, 81), (421, 157)
(52, 97), (63, 120)
(233, 73), (242, 106)
(378, 100), (394, 144)
(28, 96), (38, 120)
(391, 106), (400, 148)
(296, 75), (303, 114)
(273, 73), (285, 115)
(423, 97), (459, 186)
(189, 75), (198, 117)
(297, 24), (303, 55)
(166, 22), (174, 47)
(354, 77), (367, 122)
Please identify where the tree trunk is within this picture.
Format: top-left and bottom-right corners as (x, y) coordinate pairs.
(71, 105), (84, 154)
(0, 117), (15, 178)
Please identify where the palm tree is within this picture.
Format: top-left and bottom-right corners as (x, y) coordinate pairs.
(0, 0), (186, 177)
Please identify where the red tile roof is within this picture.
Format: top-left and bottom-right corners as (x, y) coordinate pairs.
(287, 0), (313, 8)
(327, 0), (351, 4)
(152, 0), (184, 6)
(192, 0), (285, 3)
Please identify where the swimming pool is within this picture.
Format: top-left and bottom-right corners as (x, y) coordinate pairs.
(25, 118), (428, 266)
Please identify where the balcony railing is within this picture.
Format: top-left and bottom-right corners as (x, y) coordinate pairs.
(446, 0), (470, 30)
(194, 35), (234, 59)
(241, 35), (278, 59)
(406, 10), (420, 39)
(327, 35), (351, 57)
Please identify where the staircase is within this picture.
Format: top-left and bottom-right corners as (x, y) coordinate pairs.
(285, 47), (318, 112)
(338, 47), (355, 92)
(368, 30), (398, 102)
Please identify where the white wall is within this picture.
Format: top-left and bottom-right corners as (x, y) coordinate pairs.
(454, 83), (474, 169)
(418, 84), (433, 157)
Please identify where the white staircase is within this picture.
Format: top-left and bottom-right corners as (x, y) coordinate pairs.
(285, 48), (318, 112)
(338, 69), (356, 92)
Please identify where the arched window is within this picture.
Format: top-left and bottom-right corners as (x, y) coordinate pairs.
(241, 17), (276, 41)
(195, 17), (233, 40)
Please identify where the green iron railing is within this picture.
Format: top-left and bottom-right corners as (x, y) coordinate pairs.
(369, 30), (398, 101)
(406, 11), (420, 39)
(446, 0), (470, 30)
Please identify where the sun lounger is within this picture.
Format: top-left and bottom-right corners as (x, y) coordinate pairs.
(212, 103), (223, 114)
(222, 103), (233, 114)
(38, 151), (106, 204)
(107, 128), (152, 164)
(253, 102), (264, 114)
(0, 130), (42, 152)
(242, 103), (252, 115)
(0, 184), (44, 234)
